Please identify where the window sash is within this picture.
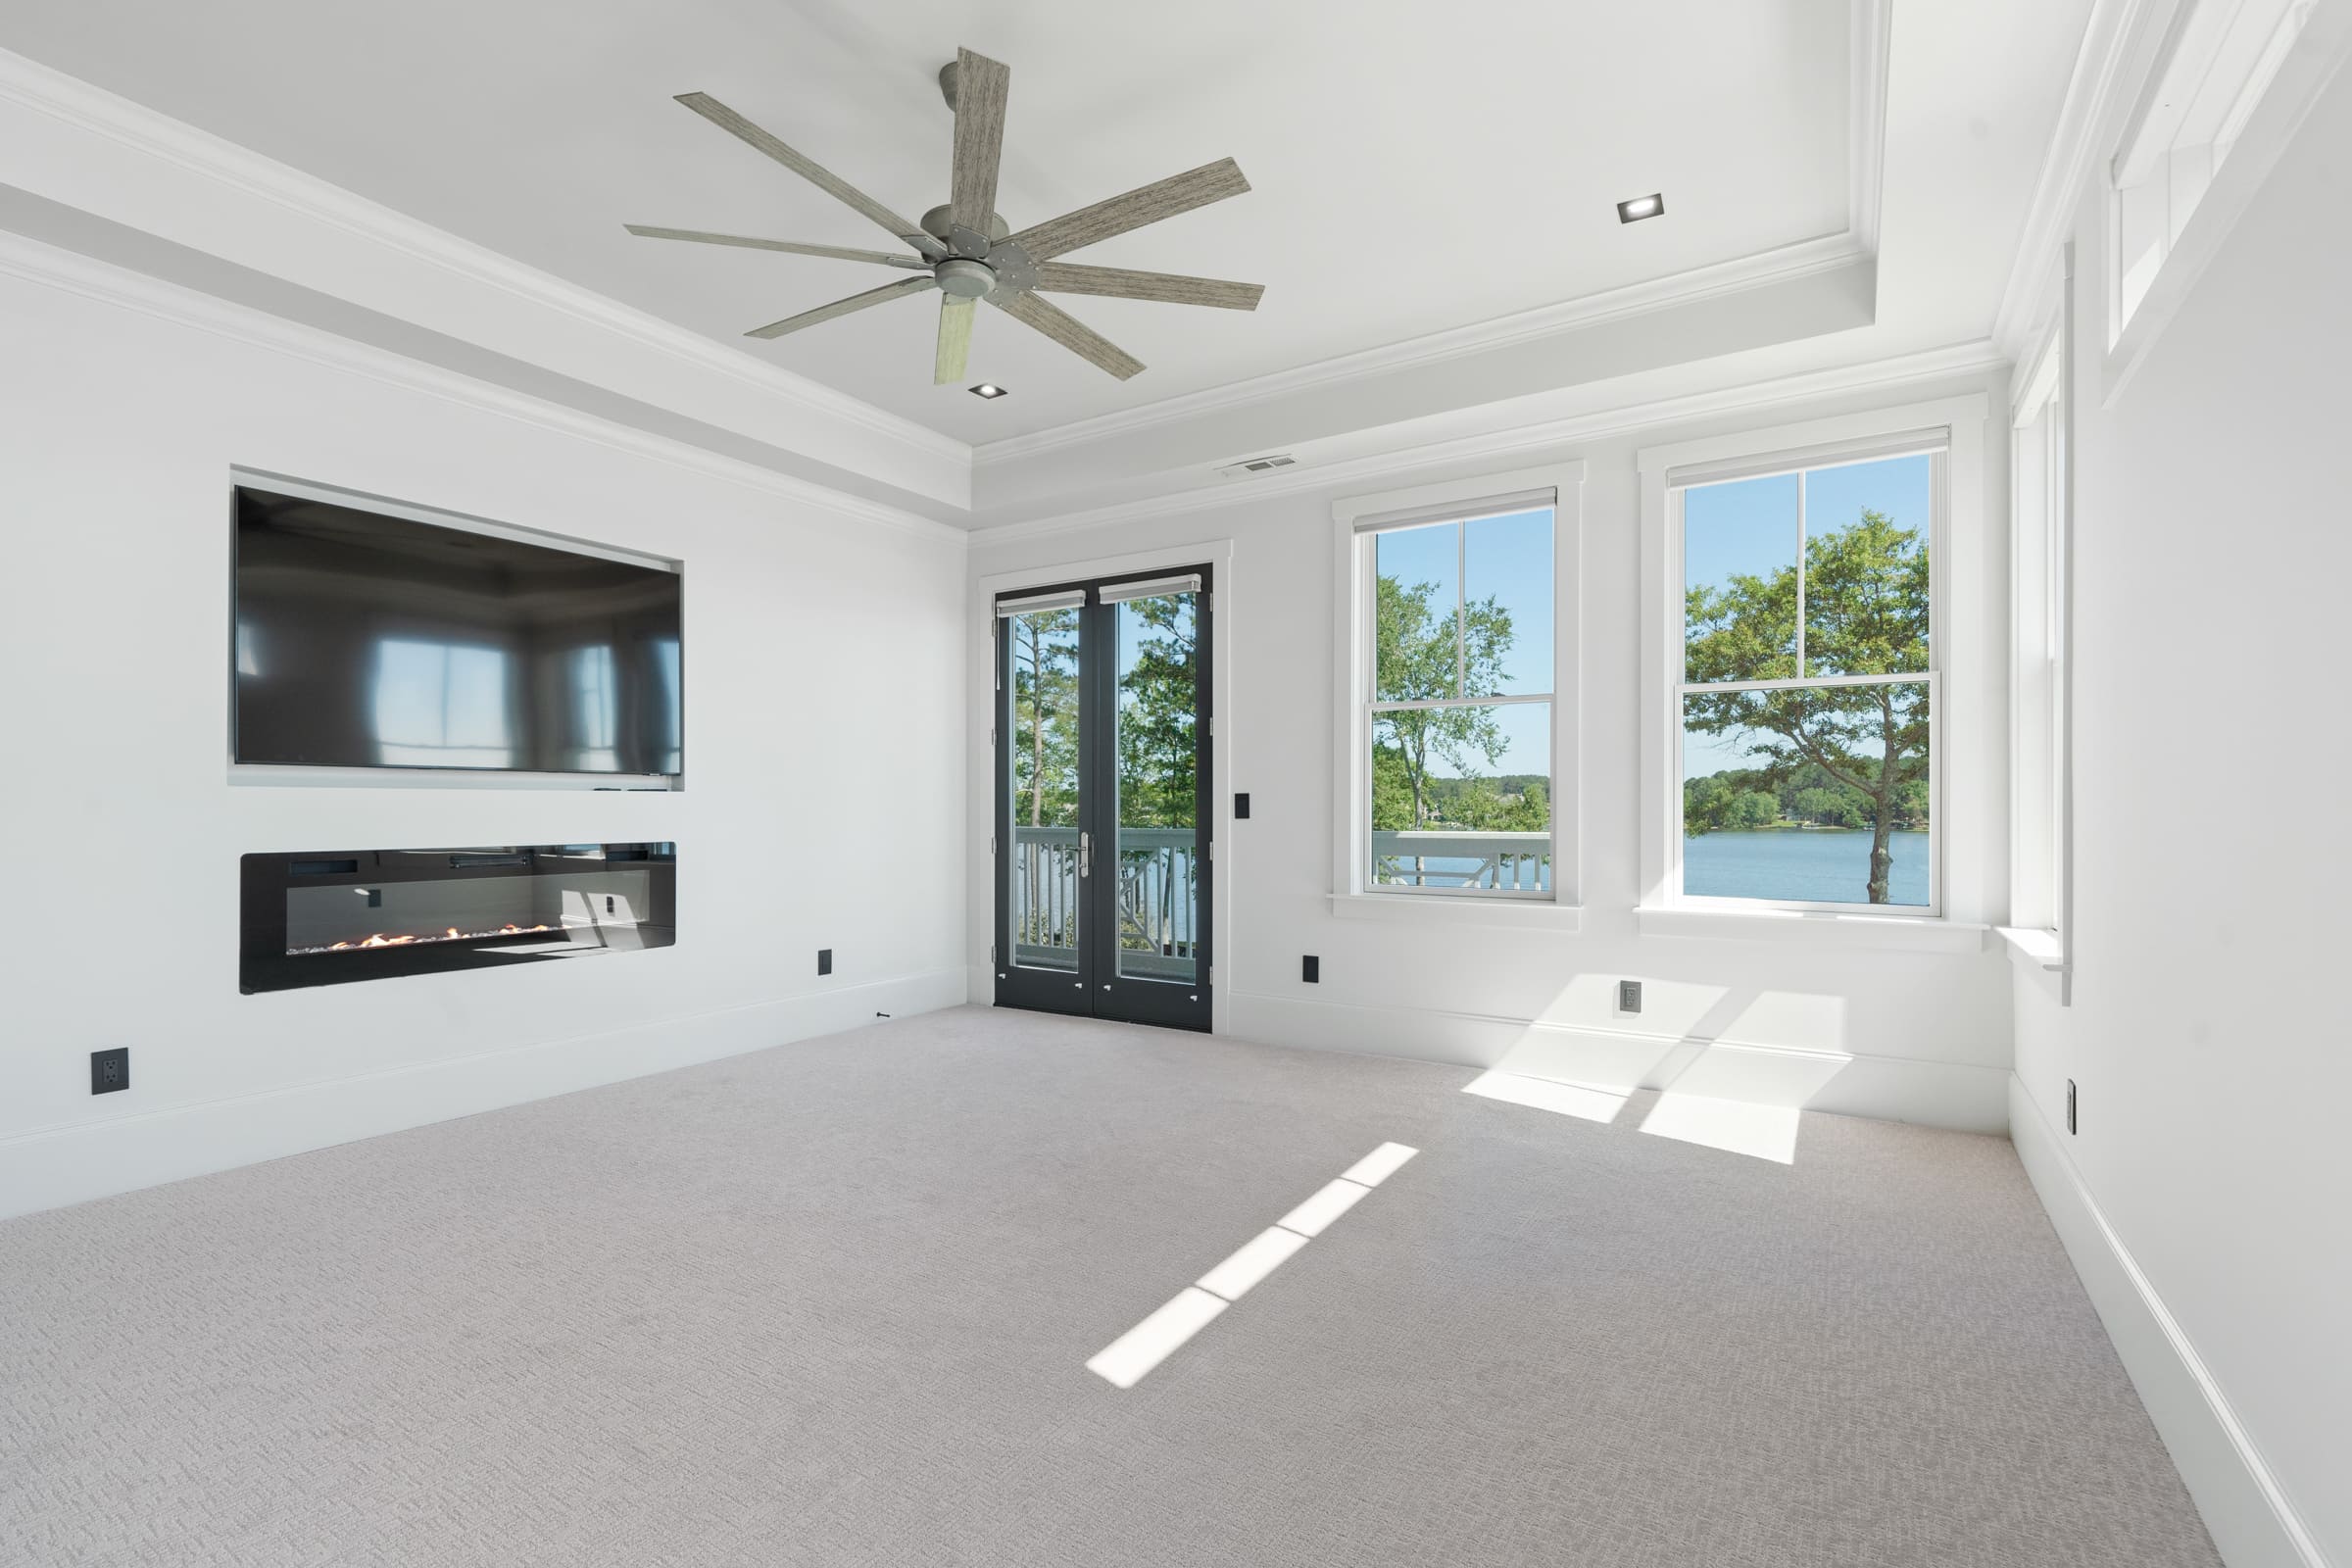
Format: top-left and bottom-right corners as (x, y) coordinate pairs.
(1671, 674), (1938, 915)
(1364, 695), (1555, 902)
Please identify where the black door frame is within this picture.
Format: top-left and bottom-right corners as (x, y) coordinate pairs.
(993, 564), (1213, 1032)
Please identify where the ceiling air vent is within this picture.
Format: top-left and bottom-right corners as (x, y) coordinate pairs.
(1215, 453), (1298, 480)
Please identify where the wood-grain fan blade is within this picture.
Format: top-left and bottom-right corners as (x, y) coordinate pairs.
(947, 47), (1011, 236)
(1006, 158), (1250, 262)
(990, 291), (1143, 379)
(746, 275), (936, 340)
(935, 296), (976, 384)
(624, 225), (930, 268)
(674, 92), (942, 259)
(1032, 263), (1262, 310)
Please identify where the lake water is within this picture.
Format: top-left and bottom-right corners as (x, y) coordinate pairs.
(1684, 829), (1930, 906)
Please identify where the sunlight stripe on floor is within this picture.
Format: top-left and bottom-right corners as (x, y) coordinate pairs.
(1086, 1287), (1229, 1389)
(1086, 1143), (1418, 1389)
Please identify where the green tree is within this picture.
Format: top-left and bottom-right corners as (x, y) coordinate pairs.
(1684, 509), (1930, 903)
(1115, 594), (1199, 829)
(1793, 787), (1864, 828)
(1371, 574), (1516, 827)
(1010, 608), (1079, 827)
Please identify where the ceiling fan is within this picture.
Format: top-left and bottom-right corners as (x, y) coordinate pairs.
(625, 47), (1263, 385)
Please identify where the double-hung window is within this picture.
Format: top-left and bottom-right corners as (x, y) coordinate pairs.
(1334, 466), (1582, 906)
(2009, 290), (2075, 994)
(1660, 433), (1947, 915)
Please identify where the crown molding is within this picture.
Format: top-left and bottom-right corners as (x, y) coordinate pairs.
(1850, 0), (1891, 255)
(1988, 0), (2156, 359)
(973, 233), (1869, 471)
(0, 226), (970, 547)
(971, 340), (2006, 547)
(0, 46), (970, 473)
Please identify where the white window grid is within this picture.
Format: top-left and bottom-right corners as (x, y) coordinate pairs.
(1353, 501), (1557, 902)
(1664, 444), (1948, 917)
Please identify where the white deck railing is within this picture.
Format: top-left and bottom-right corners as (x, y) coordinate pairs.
(1009, 825), (1197, 977)
(1371, 829), (1552, 891)
(1008, 826), (1552, 971)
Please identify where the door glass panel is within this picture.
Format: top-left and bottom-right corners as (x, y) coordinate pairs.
(1006, 605), (1082, 971)
(1112, 591), (1200, 982)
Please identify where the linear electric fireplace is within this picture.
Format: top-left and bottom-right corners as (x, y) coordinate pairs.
(240, 844), (676, 993)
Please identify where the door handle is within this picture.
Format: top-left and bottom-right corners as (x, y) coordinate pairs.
(1079, 831), (1092, 878)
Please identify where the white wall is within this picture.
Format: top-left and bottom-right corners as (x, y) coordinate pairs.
(0, 245), (969, 1220)
(966, 369), (2017, 1134)
(2008, 56), (2352, 1568)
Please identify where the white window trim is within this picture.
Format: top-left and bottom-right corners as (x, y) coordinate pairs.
(2100, 0), (2352, 404)
(1637, 396), (1992, 952)
(1330, 463), (1585, 917)
(2008, 248), (2076, 1002)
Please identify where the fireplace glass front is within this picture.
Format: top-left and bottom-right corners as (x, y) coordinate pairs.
(240, 844), (676, 993)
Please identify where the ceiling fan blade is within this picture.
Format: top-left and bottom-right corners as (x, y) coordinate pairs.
(674, 92), (942, 259)
(624, 225), (930, 269)
(990, 291), (1143, 380)
(935, 295), (976, 384)
(1032, 263), (1263, 311)
(947, 47), (1011, 237)
(1007, 158), (1250, 262)
(745, 275), (936, 340)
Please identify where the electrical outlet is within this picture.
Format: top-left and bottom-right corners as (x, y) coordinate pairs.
(2066, 1079), (2078, 1135)
(1617, 979), (1643, 1013)
(1234, 792), (1251, 819)
(1300, 955), (1319, 984)
(817, 949), (833, 976)
(91, 1048), (129, 1095)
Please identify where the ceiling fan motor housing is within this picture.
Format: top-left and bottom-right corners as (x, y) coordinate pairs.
(935, 257), (996, 300)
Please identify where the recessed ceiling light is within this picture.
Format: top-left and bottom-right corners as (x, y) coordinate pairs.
(969, 383), (1009, 399)
(1616, 192), (1665, 223)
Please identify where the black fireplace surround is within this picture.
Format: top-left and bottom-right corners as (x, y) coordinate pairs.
(240, 843), (676, 993)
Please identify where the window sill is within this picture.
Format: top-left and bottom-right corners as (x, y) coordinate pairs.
(1637, 906), (1987, 954)
(1996, 926), (2067, 974)
(1328, 894), (1583, 932)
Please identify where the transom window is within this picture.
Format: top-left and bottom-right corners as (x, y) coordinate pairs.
(1354, 498), (1556, 898)
(2112, 0), (2309, 339)
(1671, 443), (1942, 911)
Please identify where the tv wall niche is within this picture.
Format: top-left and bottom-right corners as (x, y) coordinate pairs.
(232, 479), (683, 777)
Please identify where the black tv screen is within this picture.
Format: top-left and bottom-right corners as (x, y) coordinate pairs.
(233, 485), (682, 775)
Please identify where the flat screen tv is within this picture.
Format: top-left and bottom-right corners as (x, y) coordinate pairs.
(233, 484), (683, 776)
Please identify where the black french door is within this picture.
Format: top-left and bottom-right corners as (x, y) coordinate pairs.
(993, 566), (1212, 1032)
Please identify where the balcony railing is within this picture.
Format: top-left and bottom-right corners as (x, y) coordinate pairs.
(1371, 829), (1552, 891)
(1009, 825), (1199, 978)
(1008, 826), (1554, 973)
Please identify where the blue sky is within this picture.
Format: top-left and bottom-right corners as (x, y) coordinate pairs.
(1681, 454), (1931, 779)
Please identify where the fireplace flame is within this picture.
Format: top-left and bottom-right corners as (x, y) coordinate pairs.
(313, 922), (555, 955)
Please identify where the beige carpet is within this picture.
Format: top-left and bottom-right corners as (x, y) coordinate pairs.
(1, 1005), (2218, 1567)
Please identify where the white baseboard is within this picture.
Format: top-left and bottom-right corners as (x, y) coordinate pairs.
(2008, 1075), (2328, 1568)
(1219, 990), (2008, 1133)
(0, 968), (969, 1222)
